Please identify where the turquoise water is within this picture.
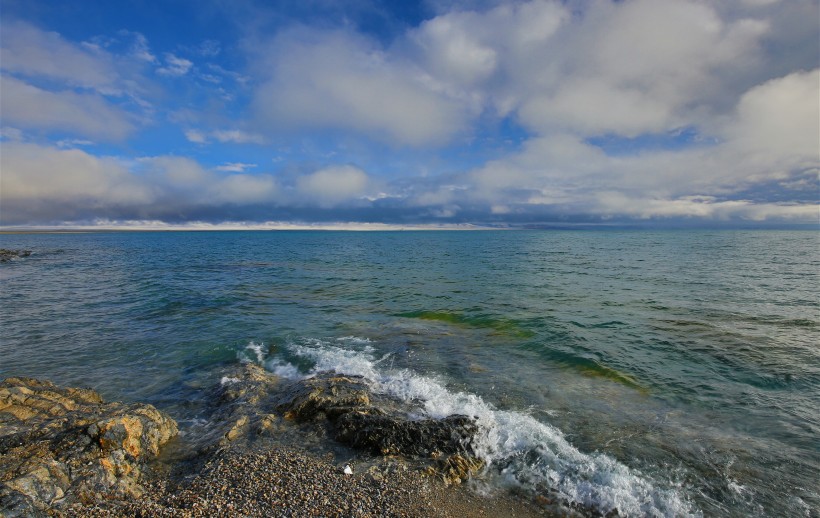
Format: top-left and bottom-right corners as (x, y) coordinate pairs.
(1, 230), (818, 516)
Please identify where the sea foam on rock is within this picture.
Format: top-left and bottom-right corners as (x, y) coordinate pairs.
(0, 377), (177, 516)
(203, 364), (484, 485)
(273, 369), (484, 484)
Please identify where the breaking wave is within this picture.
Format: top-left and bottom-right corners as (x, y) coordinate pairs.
(257, 337), (698, 517)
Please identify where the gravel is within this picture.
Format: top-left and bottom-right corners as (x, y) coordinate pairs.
(61, 445), (553, 517)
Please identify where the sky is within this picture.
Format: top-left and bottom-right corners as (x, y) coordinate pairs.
(0, 0), (818, 228)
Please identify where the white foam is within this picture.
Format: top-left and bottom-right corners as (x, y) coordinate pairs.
(336, 336), (373, 344)
(238, 340), (267, 364)
(265, 358), (303, 379)
(274, 337), (699, 518)
(220, 376), (240, 385)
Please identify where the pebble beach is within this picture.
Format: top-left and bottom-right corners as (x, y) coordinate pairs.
(64, 446), (551, 517)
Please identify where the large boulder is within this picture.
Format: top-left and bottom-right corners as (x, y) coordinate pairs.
(275, 373), (372, 421)
(334, 411), (478, 458)
(0, 377), (177, 516)
(274, 371), (483, 483)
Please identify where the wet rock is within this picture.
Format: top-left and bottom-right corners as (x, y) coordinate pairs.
(197, 364), (285, 448)
(426, 453), (486, 486)
(275, 372), (371, 421)
(0, 377), (177, 515)
(274, 371), (482, 484)
(0, 249), (32, 263)
(196, 368), (483, 485)
(334, 411), (478, 458)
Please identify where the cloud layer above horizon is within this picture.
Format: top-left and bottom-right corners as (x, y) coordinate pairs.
(1, 0), (818, 227)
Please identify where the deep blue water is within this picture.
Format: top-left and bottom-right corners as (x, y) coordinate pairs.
(1, 230), (818, 517)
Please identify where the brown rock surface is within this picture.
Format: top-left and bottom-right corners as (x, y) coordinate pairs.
(0, 377), (178, 516)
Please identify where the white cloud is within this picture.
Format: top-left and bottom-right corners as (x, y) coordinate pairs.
(0, 142), (152, 223)
(0, 75), (135, 140)
(411, 13), (499, 86)
(184, 128), (266, 144)
(0, 127), (25, 141)
(595, 195), (818, 222)
(126, 32), (158, 64)
(212, 174), (277, 204)
(0, 20), (119, 91)
(251, 29), (469, 146)
(184, 129), (208, 143)
(388, 0), (817, 221)
(410, 0), (566, 91)
(157, 53), (193, 76)
(216, 162), (257, 172)
(721, 69), (819, 160)
(0, 22), (156, 140)
(0, 143), (281, 224)
(211, 129), (266, 144)
(297, 165), (371, 206)
(56, 138), (95, 148)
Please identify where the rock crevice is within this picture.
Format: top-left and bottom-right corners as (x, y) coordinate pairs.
(0, 377), (177, 516)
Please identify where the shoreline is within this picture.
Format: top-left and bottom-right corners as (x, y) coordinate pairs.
(1, 367), (557, 517)
(63, 442), (552, 517)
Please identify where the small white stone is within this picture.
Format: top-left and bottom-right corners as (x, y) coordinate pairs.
(343, 464), (353, 475)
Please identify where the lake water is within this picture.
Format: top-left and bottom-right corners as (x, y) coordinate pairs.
(1, 230), (818, 516)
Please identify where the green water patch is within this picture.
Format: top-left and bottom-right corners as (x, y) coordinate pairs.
(531, 347), (647, 392)
(395, 310), (536, 338)
(575, 361), (647, 393)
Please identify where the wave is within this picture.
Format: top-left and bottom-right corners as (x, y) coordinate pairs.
(251, 337), (698, 517)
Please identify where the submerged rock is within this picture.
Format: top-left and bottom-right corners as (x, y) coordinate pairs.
(0, 377), (177, 515)
(0, 249), (32, 263)
(197, 364), (286, 449)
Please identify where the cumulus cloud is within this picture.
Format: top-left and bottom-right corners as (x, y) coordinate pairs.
(0, 21), (154, 140)
(0, 20), (119, 91)
(721, 69), (819, 159)
(212, 174), (277, 204)
(0, 142), (152, 223)
(297, 166), (371, 207)
(388, 0), (817, 221)
(0, 143), (279, 224)
(251, 29), (470, 146)
(1, 0), (817, 226)
(450, 68), (818, 220)
(0, 75), (135, 140)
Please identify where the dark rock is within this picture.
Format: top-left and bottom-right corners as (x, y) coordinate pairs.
(194, 367), (484, 485)
(334, 411), (478, 457)
(273, 371), (482, 483)
(0, 249), (32, 263)
(0, 377), (178, 515)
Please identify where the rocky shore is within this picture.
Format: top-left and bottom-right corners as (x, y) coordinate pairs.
(1, 366), (553, 517)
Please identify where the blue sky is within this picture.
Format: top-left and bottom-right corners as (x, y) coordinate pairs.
(1, 0), (817, 227)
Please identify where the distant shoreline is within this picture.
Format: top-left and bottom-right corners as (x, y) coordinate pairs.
(2, 225), (817, 234)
